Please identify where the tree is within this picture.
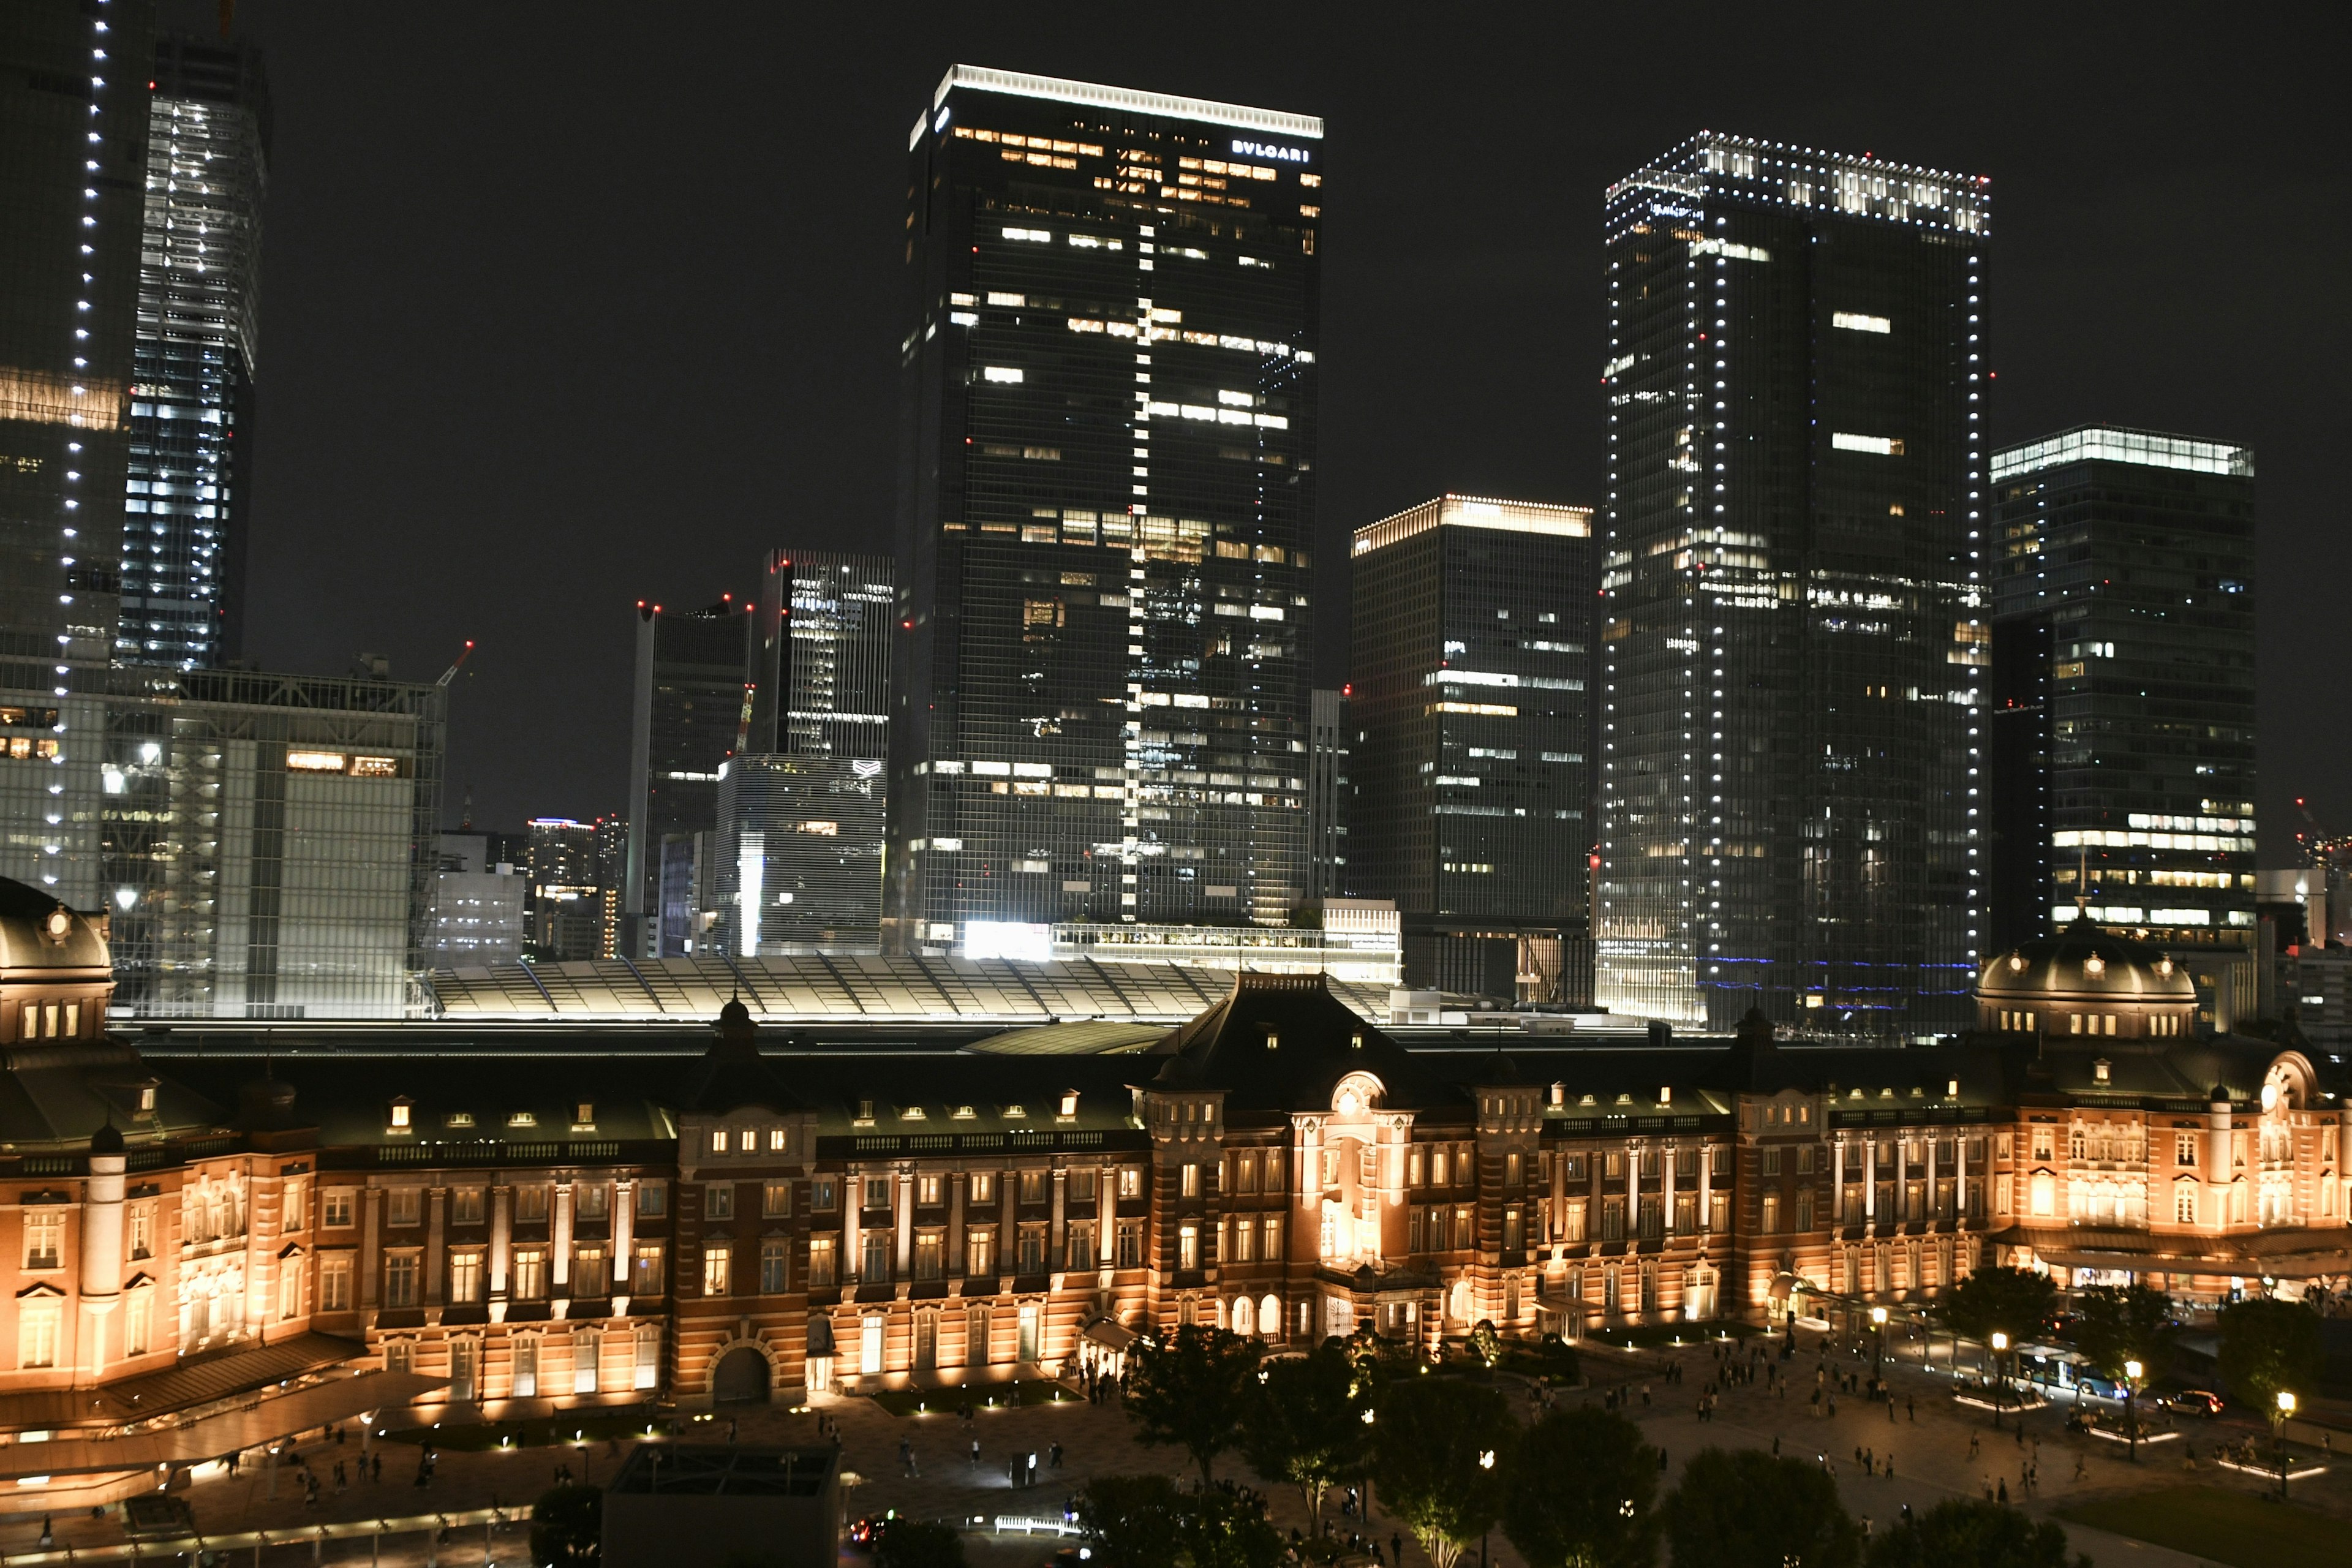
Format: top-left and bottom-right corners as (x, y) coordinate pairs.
(1939, 1265), (2059, 1353)
(875, 1521), (967, 1568)
(1076, 1476), (1285, 1568)
(1863, 1499), (2087, 1568)
(1240, 1340), (1370, 1530)
(1500, 1407), (1659, 1568)
(529, 1483), (602, 1567)
(1124, 1324), (1260, 1483)
(2217, 1296), (2325, 1435)
(1371, 1378), (1516, 1568)
(1076, 1475), (1186, 1568)
(1664, 1449), (1858, 1568)
(2068, 1284), (2177, 1387)
(1467, 1319), (1502, 1369)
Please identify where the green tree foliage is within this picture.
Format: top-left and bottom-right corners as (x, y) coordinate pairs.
(1076, 1475), (1284, 1568)
(875, 1521), (967, 1568)
(1467, 1319), (1503, 1369)
(1664, 1449), (1858, 1568)
(1863, 1499), (2087, 1568)
(1500, 1407), (1659, 1568)
(1939, 1265), (2059, 1351)
(1124, 1324), (1261, 1482)
(1371, 1377), (1516, 1568)
(2067, 1283), (2178, 1385)
(1240, 1339), (1370, 1529)
(2217, 1296), (2325, 1430)
(529, 1483), (603, 1567)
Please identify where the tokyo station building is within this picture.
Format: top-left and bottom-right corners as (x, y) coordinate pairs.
(1, 875), (2349, 1508)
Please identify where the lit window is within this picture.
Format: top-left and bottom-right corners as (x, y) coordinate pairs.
(1831, 311), (1891, 334)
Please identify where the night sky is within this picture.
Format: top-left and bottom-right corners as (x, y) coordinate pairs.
(168, 3), (2349, 859)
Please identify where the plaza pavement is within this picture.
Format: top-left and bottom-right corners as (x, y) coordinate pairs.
(0, 1329), (2340, 1566)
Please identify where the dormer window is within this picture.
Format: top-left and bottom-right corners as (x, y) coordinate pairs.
(1550, 1084), (1565, 1106)
(901, 1106), (926, 1121)
(1060, 1091), (1079, 1117)
(508, 1111), (536, 1128)
(138, 1085), (156, 1113)
(575, 1102), (594, 1126)
(1659, 1086), (1672, 1106)
(2094, 1059), (2111, 1085)
(1004, 1104), (1027, 1120)
(1946, 1079), (1959, 1098)
(1349, 1032), (1363, 1050)
(388, 1098), (413, 1131)
(447, 1112), (475, 1129)
(952, 1105), (976, 1120)
(854, 1099), (875, 1126)
(1264, 1030), (1280, 1051)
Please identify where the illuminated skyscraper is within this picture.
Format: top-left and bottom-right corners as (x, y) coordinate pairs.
(1596, 135), (1989, 1036)
(744, 550), (892, 758)
(1988, 426), (2256, 954)
(888, 67), (1324, 953)
(118, 34), (268, 667)
(1348, 496), (1593, 999)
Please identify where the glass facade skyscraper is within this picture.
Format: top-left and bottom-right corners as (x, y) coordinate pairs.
(745, 549), (892, 758)
(118, 34), (268, 667)
(1595, 135), (1989, 1036)
(889, 67), (1322, 952)
(623, 598), (752, 956)
(1348, 496), (1592, 997)
(1988, 426), (2256, 952)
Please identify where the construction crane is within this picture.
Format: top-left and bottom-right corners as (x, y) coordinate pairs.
(437, 639), (477, 688)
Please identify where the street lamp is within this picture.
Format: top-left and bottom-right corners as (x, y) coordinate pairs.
(1869, 1306), (1888, 1389)
(1478, 1451), (1496, 1568)
(2122, 1359), (2143, 1463)
(1990, 1332), (2010, 1428)
(2276, 1390), (2297, 1499)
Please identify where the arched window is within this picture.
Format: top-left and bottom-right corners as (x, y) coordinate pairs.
(1260, 1293), (1282, 1341)
(1231, 1296), (1255, 1337)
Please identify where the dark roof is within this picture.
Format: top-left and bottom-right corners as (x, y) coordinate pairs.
(1979, 916), (2196, 1003)
(0, 876), (111, 979)
(1142, 973), (1457, 1114)
(0, 1041), (222, 1150)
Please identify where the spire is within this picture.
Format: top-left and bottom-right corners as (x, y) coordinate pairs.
(2073, 845), (2094, 924)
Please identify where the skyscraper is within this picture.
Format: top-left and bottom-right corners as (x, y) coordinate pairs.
(1348, 496), (1594, 998)
(1, 0), (156, 659)
(1988, 426), (2256, 952)
(118, 34), (268, 667)
(622, 598), (750, 956)
(1306, 686), (1348, 899)
(527, 815), (622, 962)
(1596, 135), (1989, 1036)
(888, 67), (1323, 954)
(744, 550), (893, 758)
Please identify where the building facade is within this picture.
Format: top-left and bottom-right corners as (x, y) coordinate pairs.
(118, 34), (268, 668)
(3, 878), (2350, 1513)
(745, 551), (893, 760)
(624, 599), (752, 957)
(1596, 135), (1988, 1036)
(888, 67), (1324, 951)
(424, 831), (526, 966)
(1348, 496), (1593, 1000)
(526, 816), (620, 963)
(1307, 687), (1348, 900)
(715, 756), (887, 955)
(1988, 426), (2256, 955)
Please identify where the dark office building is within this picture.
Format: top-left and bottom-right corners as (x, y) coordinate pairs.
(0, 0), (157, 657)
(623, 598), (751, 956)
(1349, 496), (1593, 1000)
(118, 34), (268, 668)
(1307, 687), (1348, 900)
(889, 67), (1323, 952)
(527, 814), (623, 962)
(1596, 135), (1988, 1037)
(744, 550), (893, 758)
(1988, 426), (2256, 954)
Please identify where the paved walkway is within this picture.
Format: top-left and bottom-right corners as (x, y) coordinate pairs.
(1, 1330), (2340, 1566)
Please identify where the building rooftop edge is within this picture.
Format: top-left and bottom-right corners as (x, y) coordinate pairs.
(1352, 493), (1594, 555)
(1990, 424), (2255, 481)
(932, 66), (1323, 140)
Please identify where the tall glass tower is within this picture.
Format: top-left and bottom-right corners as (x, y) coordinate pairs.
(119, 34), (268, 667)
(1595, 135), (1989, 1036)
(1988, 427), (2256, 954)
(889, 67), (1323, 953)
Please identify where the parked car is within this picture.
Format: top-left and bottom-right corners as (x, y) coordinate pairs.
(2165, 1389), (2225, 1416)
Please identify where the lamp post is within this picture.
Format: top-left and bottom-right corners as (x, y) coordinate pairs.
(1478, 1449), (1495, 1568)
(2276, 1390), (2297, 1499)
(2122, 1359), (2143, 1463)
(1990, 1332), (2010, 1429)
(1869, 1306), (1888, 1390)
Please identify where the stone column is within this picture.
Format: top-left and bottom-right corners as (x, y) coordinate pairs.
(1926, 1136), (1939, 1220)
(949, 1172), (967, 1280)
(1662, 1142), (1676, 1234)
(489, 1186), (512, 1322)
(845, 1170), (862, 1283)
(1833, 1137), (1845, 1225)
(552, 1183), (574, 1319)
(895, 1170), (914, 1277)
(425, 1188), (448, 1308)
(612, 1180), (635, 1314)
(360, 1188), (383, 1313)
(1863, 1140), (1876, 1223)
(80, 1141), (126, 1374)
(1698, 1140), (1713, 1234)
(1051, 1167), (1068, 1268)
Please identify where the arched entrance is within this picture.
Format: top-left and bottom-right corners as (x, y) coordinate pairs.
(712, 1345), (771, 1404)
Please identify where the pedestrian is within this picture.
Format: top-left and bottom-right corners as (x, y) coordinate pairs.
(1967, 1432), (1980, 1461)
(971, 1439), (981, 1469)
(2073, 1454), (2087, 1482)
(1997, 1477), (2008, 1503)
(1392, 1532), (1403, 1563)
(728, 1417), (739, 1445)
(1051, 1441), (1064, 1469)
(1906, 1395), (1916, 1423)
(1772, 1434), (1781, 1457)
(1860, 1516), (1871, 1540)
(1887, 1397), (1896, 1424)
(1884, 1455), (1894, 1482)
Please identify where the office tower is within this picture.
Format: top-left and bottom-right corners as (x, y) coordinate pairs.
(721, 552), (895, 956)
(744, 550), (894, 757)
(1594, 135), (1989, 1037)
(0, 663), (443, 1018)
(889, 67), (1324, 953)
(118, 34), (268, 667)
(526, 816), (622, 962)
(1349, 496), (1593, 999)
(1, 1), (156, 657)
(1988, 427), (2256, 954)
(1307, 687), (1348, 899)
(622, 598), (751, 956)
(425, 831), (525, 965)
